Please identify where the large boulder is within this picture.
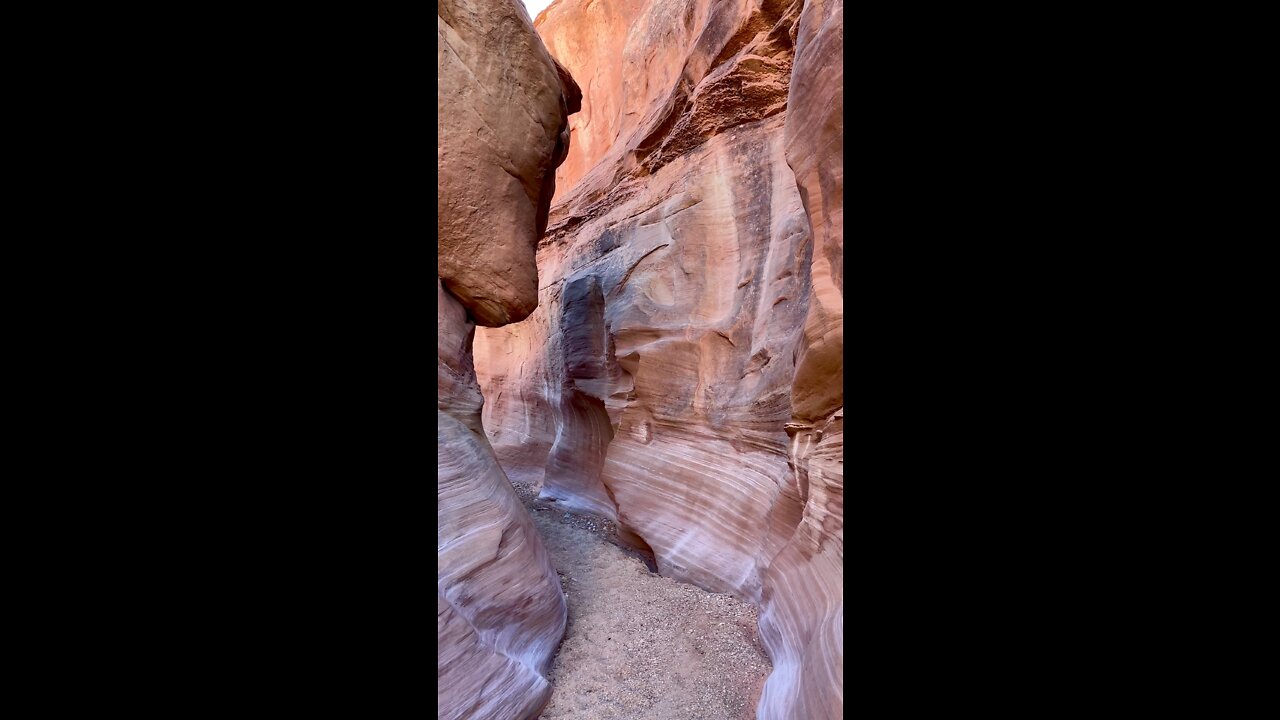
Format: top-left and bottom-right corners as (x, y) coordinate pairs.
(438, 0), (580, 327)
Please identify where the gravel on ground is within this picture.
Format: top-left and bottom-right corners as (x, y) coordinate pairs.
(510, 478), (772, 720)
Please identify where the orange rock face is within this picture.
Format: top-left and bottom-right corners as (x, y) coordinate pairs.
(759, 2), (844, 717)
(474, 0), (843, 718)
(437, 1), (579, 718)
(533, 0), (646, 203)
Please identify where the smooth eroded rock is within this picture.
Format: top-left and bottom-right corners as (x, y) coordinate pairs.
(759, 2), (844, 717)
(438, 2), (579, 718)
(475, 1), (843, 718)
(438, 0), (581, 326)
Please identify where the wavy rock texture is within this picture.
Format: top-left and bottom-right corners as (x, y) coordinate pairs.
(438, 1), (579, 718)
(475, 0), (843, 718)
(758, 1), (844, 718)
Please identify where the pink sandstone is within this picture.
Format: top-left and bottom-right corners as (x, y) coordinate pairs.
(473, 0), (844, 717)
(437, 1), (580, 718)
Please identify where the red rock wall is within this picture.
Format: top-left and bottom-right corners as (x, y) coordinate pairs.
(437, 1), (580, 718)
(758, 1), (844, 717)
(532, 0), (647, 202)
(474, 0), (843, 717)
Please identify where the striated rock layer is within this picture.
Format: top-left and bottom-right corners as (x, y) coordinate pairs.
(758, 1), (844, 717)
(475, 0), (843, 718)
(437, 1), (580, 718)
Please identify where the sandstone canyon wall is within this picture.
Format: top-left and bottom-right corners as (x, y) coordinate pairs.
(437, 1), (580, 718)
(758, 2), (844, 717)
(532, 0), (647, 203)
(473, 0), (844, 718)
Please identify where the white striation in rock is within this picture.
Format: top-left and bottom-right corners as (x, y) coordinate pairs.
(474, 0), (844, 718)
(437, 0), (580, 718)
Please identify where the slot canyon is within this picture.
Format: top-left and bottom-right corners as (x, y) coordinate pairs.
(438, 0), (842, 717)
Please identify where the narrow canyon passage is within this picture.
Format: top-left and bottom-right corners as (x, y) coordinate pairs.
(439, 1), (843, 717)
(509, 475), (771, 720)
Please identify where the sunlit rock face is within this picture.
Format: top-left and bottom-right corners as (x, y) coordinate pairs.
(437, 1), (580, 718)
(474, 0), (843, 718)
(532, 0), (647, 203)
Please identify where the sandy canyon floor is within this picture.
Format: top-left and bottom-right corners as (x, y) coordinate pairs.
(511, 478), (771, 720)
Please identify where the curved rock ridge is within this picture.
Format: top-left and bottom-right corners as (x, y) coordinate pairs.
(474, 0), (843, 718)
(439, 283), (565, 720)
(759, 1), (844, 717)
(437, 1), (580, 718)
